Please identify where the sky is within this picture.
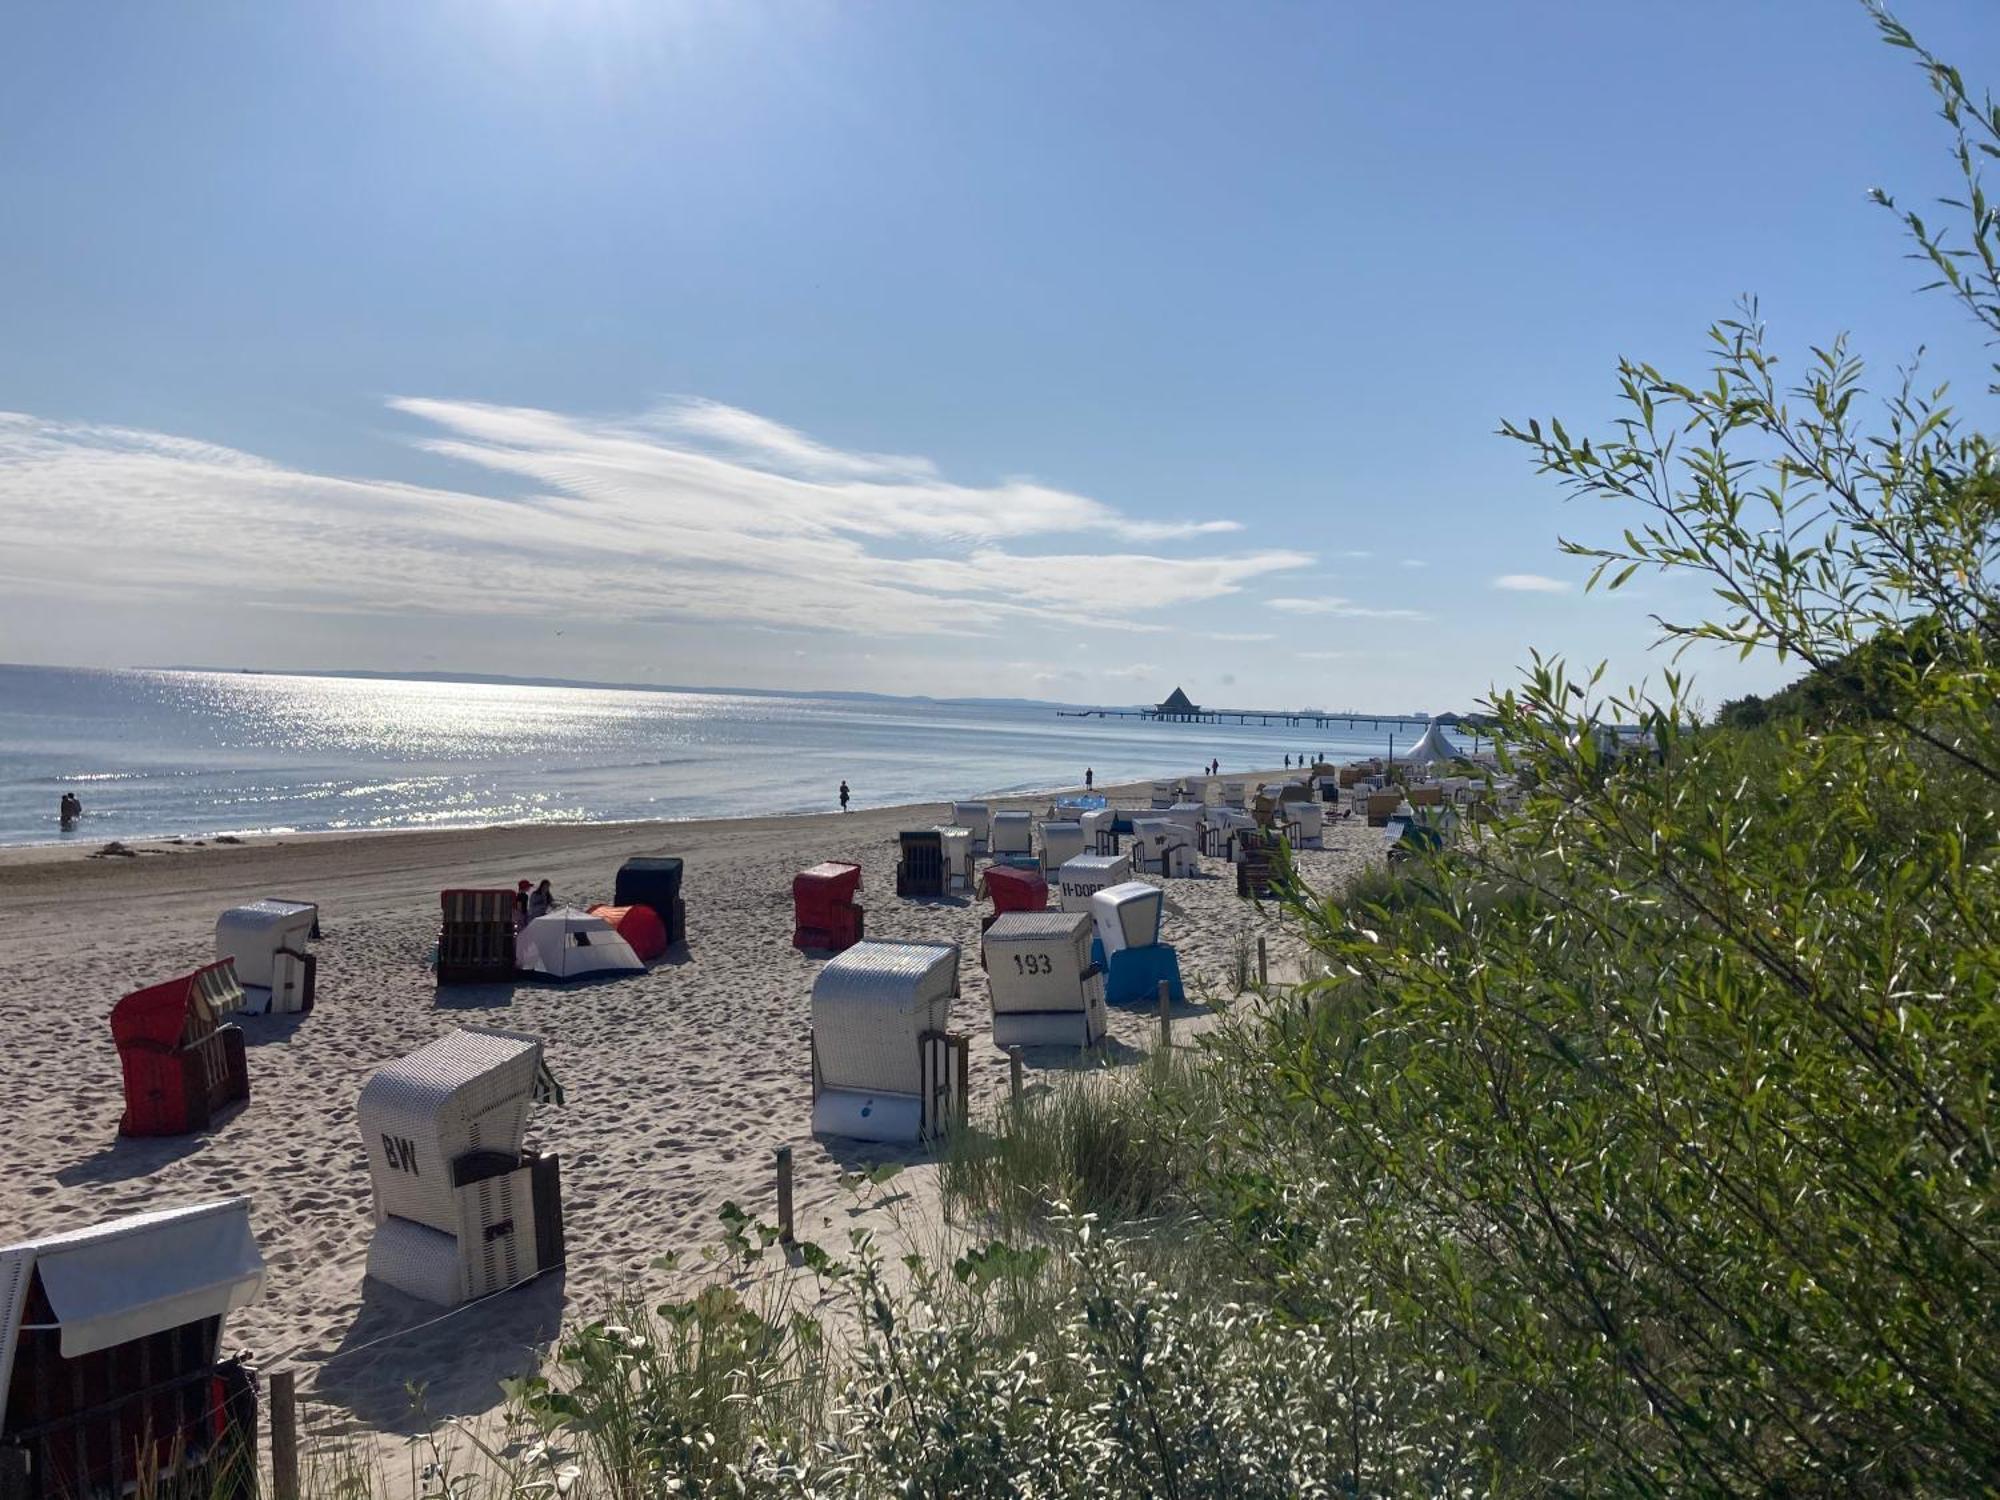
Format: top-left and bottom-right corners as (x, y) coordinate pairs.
(2, 0), (1996, 715)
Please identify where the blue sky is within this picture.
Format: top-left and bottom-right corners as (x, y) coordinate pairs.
(2, 0), (1995, 714)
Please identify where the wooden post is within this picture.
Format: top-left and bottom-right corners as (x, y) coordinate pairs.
(1257, 936), (1268, 988)
(270, 1370), (299, 1500)
(1157, 979), (1172, 1052)
(775, 1145), (795, 1244)
(1008, 1047), (1023, 1110)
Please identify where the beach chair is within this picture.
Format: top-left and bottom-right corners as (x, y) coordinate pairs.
(1128, 817), (1198, 878)
(1079, 805), (1118, 853)
(613, 856), (686, 946)
(110, 961), (249, 1137)
(990, 810), (1033, 858)
(1148, 780), (1176, 810)
(1203, 807), (1256, 859)
(1055, 851), (1133, 913)
(980, 863), (1048, 933)
(215, 899), (318, 1015)
(1365, 790), (1405, 827)
(1040, 819), (1086, 870)
(983, 911), (1106, 1049)
(793, 861), (865, 953)
(437, 888), (518, 985)
(896, 830), (946, 899)
(936, 825), (975, 892)
(1288, 800), (1325, 849)
(360, 1027), (565, 1306)
(949, 802), (992, 856)
(0, 1200), (264, 1500)
(810, 942), (967, 1144)
(1087, 881), (1185, 1006)
(1236, 829), (1284, 898)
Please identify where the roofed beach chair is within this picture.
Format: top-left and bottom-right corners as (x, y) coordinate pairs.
(1055, 851), (1133, 913)
(810, 941), (967, 1144)
(613, 856), (686, 946)
(949, 802), (991, 856)
(936, 825), (975, 892)
(990, 810), (1033, 859)
(1040, 819), (1086, 870)
(1149, 780), (1176, 810)
(437, 888), (518, 985)
(793, 861), (864, 953)
(896, 830), (946, 899)
(1087, 880), (1185, 1006)
(359, 1026), (564, 1306)
(0, 1200), (265, 1500)
(110, 960), (249, 1137)
(1128, 817), (1198, 878)
(215, 899), (318, 1016)
(983, 911), (1106, 1049)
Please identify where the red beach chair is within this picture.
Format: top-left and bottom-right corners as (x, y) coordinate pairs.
(109, 960), (250, 1136)
(793, 861), (865, 952)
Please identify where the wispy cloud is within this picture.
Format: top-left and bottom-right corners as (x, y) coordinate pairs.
(1399, 558), (1427, 569)
(1210, 630), (1277, 643)
(1265, 596), (1428, 620)
(1295, 649), (1362, 661)
(0, 401), (1311, 637)
(1492, 573), (1571, 594)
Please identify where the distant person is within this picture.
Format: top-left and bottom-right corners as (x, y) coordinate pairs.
(839, 779), (851, 813)
(528, 879), (554, 919)
(1283, 754), (1291, 769)
(515, 880), (532, 926)
(58, 791), (81, 827)
(1084, 767), (1094, 790)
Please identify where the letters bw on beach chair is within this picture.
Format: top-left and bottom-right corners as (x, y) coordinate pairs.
(896, 830), (947, 899)
(0, 1199), (265, 1500)
(810, 941), (967, 1144)
(436, 888), (518, 986)
(359, 1027), (565, 1307)
(110, 960), (250, 1137)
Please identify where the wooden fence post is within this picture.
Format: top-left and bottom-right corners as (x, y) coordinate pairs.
(1257, 936), (1268, 988)
(1008, 1047), (1023, 1110)
(775, 1145), (795, 1244)
(270, 1370), (299, 1500)
(1157, 980), (1172, 1052)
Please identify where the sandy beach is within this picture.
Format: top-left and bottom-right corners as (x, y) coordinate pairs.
(0, 773), (1378, 1454)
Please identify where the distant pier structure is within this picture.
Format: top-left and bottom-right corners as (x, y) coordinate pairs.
(1055, 684), (1447, 733)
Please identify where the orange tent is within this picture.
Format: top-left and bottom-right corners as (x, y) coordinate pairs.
(588, 903), (668, 963)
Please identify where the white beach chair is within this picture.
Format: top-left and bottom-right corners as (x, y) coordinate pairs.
(359, 1026), (564, 1306)
(215, 899), (318, 1014)
(935, 825), (975, 892)
(1055, 851), (1135, 913)
(949, 802), (992, 855)
(983, 911), (1106, 1049)
(810, 941), (966, 1144)
(991, 810), (1033, 857)
(1039, 819), (1087, 870)
(1129, 817), (1199, 878)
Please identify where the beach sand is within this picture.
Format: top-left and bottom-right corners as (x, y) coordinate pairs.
(0, 773), (1378, 1462)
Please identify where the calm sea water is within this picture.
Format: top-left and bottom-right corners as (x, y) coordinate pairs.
(0, 665), (1461, 847)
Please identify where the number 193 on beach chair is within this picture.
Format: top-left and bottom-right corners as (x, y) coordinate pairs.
(982, 910), (1106, 1049)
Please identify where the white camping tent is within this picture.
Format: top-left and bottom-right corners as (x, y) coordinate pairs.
(516, 907), (644, 980)
(1403, 718), (1462, 767)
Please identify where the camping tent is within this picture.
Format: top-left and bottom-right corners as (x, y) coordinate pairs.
(588, 903), (669, 962)
(515, 907), (644, 980)
(1402, 718), (1462, 767)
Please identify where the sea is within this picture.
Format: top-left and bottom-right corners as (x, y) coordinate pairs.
(0, 664), (1466, 847)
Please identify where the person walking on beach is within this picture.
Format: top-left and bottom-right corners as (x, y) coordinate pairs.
(839, 779), (851, 813)
(1085, 767), (1094, 790)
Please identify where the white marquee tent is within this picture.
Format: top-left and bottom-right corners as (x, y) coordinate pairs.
(1402, 718), (1463, 768)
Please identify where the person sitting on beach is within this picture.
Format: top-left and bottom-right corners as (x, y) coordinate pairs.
(528, 879), (554, 919)
(839, 779), (851, 813)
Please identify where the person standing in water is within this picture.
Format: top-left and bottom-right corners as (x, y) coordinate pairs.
(1084, 767), (1094, 790)
(838, 779), (851, 813)
(58, 791), (81, 828)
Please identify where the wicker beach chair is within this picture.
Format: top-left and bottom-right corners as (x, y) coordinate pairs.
(110, 961), (250, 1136)
(983, 911), (1105, 1049)
(437, 888), (518, 985)
(809, 942), (967, 1144)
(896, 830), (946, 899)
